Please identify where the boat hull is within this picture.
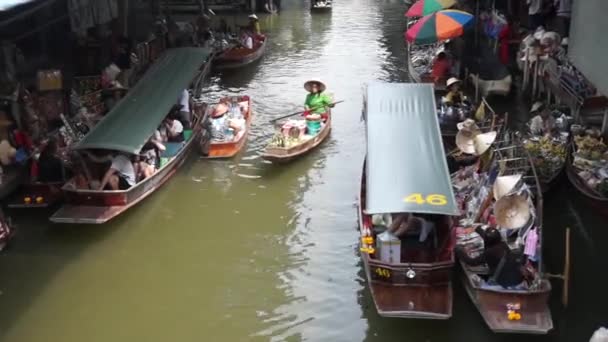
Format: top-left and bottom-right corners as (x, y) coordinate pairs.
(214, 37), (267, 70)
(460, 261), (553, 334)
(261, 115), (331, 163)
(50, 127), (201, 224)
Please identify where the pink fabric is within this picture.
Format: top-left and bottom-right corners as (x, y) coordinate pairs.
(524, 228), (538, 257)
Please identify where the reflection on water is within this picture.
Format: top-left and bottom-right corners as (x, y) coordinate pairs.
(0, 0), (606, 341)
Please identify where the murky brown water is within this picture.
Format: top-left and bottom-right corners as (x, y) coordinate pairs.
(0, 0), (607, 341)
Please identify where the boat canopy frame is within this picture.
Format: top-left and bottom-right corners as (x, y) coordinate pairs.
(74, 47), (211, 155)
(363, 82), (459, 216)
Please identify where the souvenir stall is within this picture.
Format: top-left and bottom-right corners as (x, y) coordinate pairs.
(451, 142), (553, 334)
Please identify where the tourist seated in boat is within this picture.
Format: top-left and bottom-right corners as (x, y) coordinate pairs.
(238, 29), (254, 50)
(134, 141), (161, 181)
(431, 52), (452, 84)
(304, 79), (333, 121)
(456, 227), (525, 289)
(443, 78), (468, 107)
(159, 112), (185, 143)
(176, 89), (192, 129)
(388, 213), (436, 246)
(529, 101), (556, 136)
(98, 153), (137, 190)
(37, 139), (68, 183)
(209, 100), (244, 142)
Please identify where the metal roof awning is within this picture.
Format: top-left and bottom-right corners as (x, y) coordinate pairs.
(364, 82), (459, 215)
(74, 47), (210, 154)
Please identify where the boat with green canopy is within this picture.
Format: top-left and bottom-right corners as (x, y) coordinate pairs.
(358, 82), (459, 319)
(50, 47), (211, 224)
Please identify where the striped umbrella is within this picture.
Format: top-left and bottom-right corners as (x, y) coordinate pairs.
(405, 0), (456, 18)
(405, 10), (473, 45)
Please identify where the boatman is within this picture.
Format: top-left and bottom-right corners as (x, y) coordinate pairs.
(529, 101), (556, 136)
(247, 14), (261, 35)
(303, 79), (333, 122)
(443, 77), (467, 107)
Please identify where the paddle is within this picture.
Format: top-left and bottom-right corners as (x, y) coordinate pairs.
(269, 101), (344, 123)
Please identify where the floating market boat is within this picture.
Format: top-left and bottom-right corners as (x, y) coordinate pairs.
(261, 110), (331, 163)
(565, 131), (608, 215)
(214, 35), (267, 70)
(311, 0), (332, 12)
(358, 83), (459, 319)
(523, 135), (568, 193)
(452, 142), (553, 334)
(50, 48), (211, 224)
(201, 96), (253, 159)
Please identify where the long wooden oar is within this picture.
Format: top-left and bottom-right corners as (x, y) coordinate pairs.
(269, 100), (344, 123)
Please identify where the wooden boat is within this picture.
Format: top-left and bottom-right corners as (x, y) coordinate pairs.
(359, 83), (460, 319)
(50, 48), (211, 224)
(261, 111), (331, 163)
(214, 35), (267, 70)
(311, 0), (332, 11)
(201, 96), (253, 159)
(454, 143), (553, 334)
(565, 141), (608, 215)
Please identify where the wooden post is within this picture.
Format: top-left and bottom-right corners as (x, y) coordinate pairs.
(562, 227), (571, 307)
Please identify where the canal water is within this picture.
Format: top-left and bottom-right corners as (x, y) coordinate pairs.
(0, 0), (606, 341)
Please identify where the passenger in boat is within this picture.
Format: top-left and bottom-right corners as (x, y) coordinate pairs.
(387, 213), (435, 245)
(38, 139), (67, 183)
(443, 78), (468, 107)
(456, 227), (524, 288)
(529, 101), (556, 136)
(304, 79), (333, 121)
(135, 142), (161, 181)
(98, 153), (136, 191)
(239, 30), (254, 49)
(209, 101), (243, 141)
(431, 52), (452, 84)
(177, 90), (192, 129)
(160, 113), (185, 143)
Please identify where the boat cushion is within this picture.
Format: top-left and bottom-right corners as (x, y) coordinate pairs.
(161, 142), (183, 158)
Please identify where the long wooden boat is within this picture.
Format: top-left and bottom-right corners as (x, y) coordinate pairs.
(201, 96), (253, 159)
(310, 0), (332, 11)
(359, 83), (460, 319)
(50, 48), (211, 224)
(214, 36), (267, 70)
(565, 142), (608, 215)
(454, 143), (553, 334)
(261, 112), (331, 163)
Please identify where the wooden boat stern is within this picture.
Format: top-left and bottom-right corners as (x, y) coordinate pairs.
(364, 255), (454, 319)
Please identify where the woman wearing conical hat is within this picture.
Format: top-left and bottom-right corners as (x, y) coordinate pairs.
(303, 79), (333, 121)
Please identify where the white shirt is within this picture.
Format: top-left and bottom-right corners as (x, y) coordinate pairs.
(178, 89), (190, 113)
(530, 115), (556, 135)
(111, 155), (136, 186)
(527, 0), (542, 15)
(242, 36), (253, 49)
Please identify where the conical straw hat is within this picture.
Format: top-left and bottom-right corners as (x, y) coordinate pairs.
(473, 131), (497, 156)
(494, 194), (531, 229)
(456, 130), (497, 155)
(493, 174), (523, 200)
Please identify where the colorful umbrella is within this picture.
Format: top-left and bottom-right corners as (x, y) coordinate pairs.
(405, 0), (456, 18)
(405, 10), (473, 45)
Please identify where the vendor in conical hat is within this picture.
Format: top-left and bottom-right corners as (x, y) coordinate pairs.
(443, 77), (467, 107)
(304, 79), (333, 121)
(528, 101), (556, 136)
(455, 224), (524, 288)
